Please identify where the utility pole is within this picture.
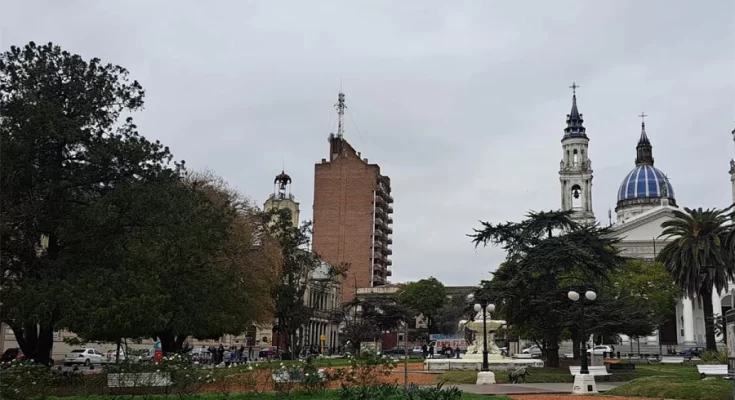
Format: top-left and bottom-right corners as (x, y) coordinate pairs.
(403, 320), (409, 388)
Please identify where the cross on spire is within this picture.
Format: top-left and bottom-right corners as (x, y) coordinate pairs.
(569, 81), (580, 96)
(638, 111), (648, 125)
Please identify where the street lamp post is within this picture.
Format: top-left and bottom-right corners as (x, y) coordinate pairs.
(568, 289), (597, 374)
(467, 293), (495, 372)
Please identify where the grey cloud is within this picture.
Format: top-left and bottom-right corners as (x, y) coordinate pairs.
(2, 0), (733, 286)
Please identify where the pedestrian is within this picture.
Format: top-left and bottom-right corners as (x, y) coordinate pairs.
(421, 344), (428, 359)
(429, 344), (435, 359)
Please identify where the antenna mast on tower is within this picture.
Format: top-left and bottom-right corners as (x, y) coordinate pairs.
(335, 92), (346, 138)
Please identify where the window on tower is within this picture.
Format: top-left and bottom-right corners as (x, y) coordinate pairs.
(572, 149), (579, 166)
(571, 184), (582, 209)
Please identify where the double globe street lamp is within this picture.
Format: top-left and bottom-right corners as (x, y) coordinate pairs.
(466, 293), (495, 372)
(567, 289), (597, 375)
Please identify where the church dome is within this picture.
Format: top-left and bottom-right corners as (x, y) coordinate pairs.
(617, 164), (675, 202)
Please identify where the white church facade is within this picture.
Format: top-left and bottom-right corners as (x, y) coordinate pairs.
(557, 87), (734, 347)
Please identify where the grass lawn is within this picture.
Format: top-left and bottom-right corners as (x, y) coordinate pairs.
(606, 376), (732, 400)
(439, 363), (701, 384)
(48, 391), (507, 400)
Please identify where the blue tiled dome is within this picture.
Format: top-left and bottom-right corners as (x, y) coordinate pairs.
(617, 165), (675, 202)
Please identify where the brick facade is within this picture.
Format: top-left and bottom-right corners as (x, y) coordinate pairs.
(312, 136), (393, 303)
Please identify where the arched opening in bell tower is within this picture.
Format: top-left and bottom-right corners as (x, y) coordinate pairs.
(572, 149), (579, 166)
(571, 184), (583, 209)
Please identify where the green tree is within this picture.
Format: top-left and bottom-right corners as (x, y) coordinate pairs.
(339, 296), (409, 353)
(398, 277), (447, 333)
(58, 173), (282, 353)
(0, 42), (173, 364)
(434, 289), (474, 335)
(656, 207), (734, 351)
(472, 210), (623, 367)
(265, 208), (346, 357)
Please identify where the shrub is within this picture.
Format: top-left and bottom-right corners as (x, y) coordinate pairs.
(699, 350), (727, 365)
(338, 383), (400, 400)
(0, 359), (57, 400)
(404, 382), (462, 400)
(341, 351), (398, 388)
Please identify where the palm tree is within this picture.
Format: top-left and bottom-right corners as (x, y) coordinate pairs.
(657, 207), (734, 351)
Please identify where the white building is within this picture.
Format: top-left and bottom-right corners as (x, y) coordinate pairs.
(557, 90), (734, 347)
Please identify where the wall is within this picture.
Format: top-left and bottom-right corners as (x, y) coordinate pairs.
(313, 152), (379, 303)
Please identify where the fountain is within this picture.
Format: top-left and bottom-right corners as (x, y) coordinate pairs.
(423, 310), (543, 375)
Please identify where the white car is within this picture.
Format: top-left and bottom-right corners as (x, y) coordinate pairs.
(522, 345), (542, 356)
(104, 349), (127, 363)
(587, 345), (614, 355)
(64, 348), (104, 366)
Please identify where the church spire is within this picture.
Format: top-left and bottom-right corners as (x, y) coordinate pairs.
(563, 82), (587, 139)
(635, 112), (654, 166)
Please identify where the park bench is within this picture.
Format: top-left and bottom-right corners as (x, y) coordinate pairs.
(107, 372), (172, 388)
(659, 356), (685, 364)
(697, 364), (728, 379)
(513, 353), (534, 359)
(569, 366), (611, 380)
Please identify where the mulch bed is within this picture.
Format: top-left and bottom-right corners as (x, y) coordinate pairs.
(196, 366), (439, 393)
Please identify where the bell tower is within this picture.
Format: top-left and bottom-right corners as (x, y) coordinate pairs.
(264, 170), (300, 227)
(559, 82), (595, 225)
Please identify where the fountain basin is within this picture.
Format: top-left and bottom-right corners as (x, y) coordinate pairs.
(423, 357), (543, 372)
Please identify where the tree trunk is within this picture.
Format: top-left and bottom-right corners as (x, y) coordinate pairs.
(700, 288), (718, 351)
(156, 332), (186, 353)
(545, 332), (561, 367)
(570, 327), (580, 360)
(115, 338), (122, 364)
(11, 323), (55, 365)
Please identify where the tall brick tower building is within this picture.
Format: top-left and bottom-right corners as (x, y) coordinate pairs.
(312, 92), (394, 303)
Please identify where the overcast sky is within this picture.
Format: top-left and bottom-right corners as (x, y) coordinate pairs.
(3, 1), (734, 286)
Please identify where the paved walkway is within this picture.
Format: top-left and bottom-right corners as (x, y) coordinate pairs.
(456, 382), (623, 395)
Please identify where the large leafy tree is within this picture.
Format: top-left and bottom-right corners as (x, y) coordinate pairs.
(472, 210), (623, 367)
(0, 42), (173, 364)
(562, 259), (681, 359)
(57, 173), (282, 353)
(398, 277), (447, 333)
(657, 207), (734, 351)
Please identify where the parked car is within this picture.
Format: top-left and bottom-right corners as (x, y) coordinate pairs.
(258, 346), (282, 360)
(587, 345), (614, 356)
(104, 349), (127, 363)
(522, 345), (542, 356)
(1, 348), (24, 363)
(680, 347), (706, 358)
(382, 346), (408, 355)
(64, 348), (104, 366)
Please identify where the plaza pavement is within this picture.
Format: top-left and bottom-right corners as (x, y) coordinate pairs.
(455, 382), (623, 395)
